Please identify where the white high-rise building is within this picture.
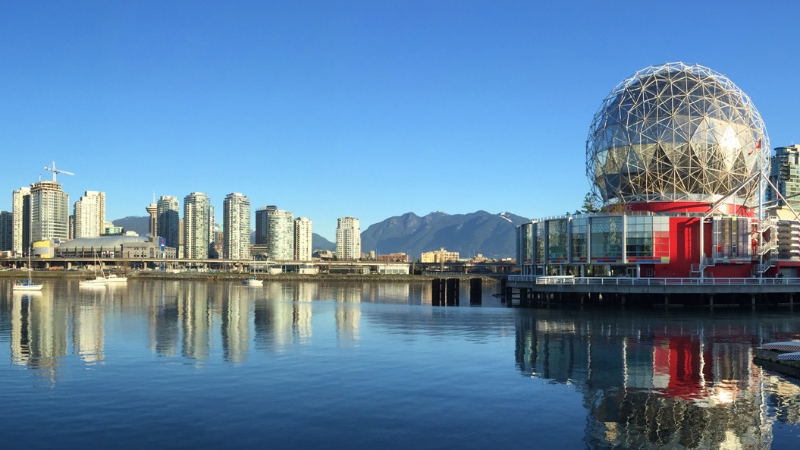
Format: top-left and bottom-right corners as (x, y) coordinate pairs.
(157, 196), (180, 250)
(184, 192), (211, 259)
(255, 206), (294, 261)
(336, 217), (361, 261)
(294, 217), (313, 261)
(31, 180), (69, 243)
(223, 193), (251, 259)
(208, 205), (216, 248)
(12, 187), (30, 254)
(73, 191), (105, 238)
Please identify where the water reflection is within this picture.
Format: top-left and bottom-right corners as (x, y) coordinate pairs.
(515, 312), (800, 449)
(2, 278), (799, 447)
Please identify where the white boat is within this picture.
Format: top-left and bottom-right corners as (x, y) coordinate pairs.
(243, 277), (263, 287)
(13, 252), (43, 291)
(13, 273), (43, 291)
(80, 256), (107, 287)
(104, 273), (128, 284)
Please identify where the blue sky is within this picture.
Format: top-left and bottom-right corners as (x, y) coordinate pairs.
(2, 1), (800, 239)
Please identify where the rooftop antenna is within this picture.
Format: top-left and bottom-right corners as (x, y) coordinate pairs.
(44, 161), (74, 182)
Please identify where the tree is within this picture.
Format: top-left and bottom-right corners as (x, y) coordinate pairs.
(581, 192), (602, 213)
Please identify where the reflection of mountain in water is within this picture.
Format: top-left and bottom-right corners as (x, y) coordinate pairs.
(514, 312), (800, 449)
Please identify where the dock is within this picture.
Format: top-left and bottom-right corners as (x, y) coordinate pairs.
(506, 275), (800, 307)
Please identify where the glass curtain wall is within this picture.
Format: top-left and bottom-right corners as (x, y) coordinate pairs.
(546, 219), (568, 263)
(570, 217), (588, 263)
(590, 216), (623, 263)
(712, 217), (752, 260)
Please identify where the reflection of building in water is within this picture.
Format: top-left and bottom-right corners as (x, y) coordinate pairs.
(148, 282), (180, 357)
(335, 285), (361, 345)
(10, 292), (67, 382)
(254, 283), (293, 351)
(363, 283), (411, 304)
(292, 283), (316, 342)
(71, 298), (104, 363)
(765, 375), (800, 426)
(222, 285), (250, 363)
(515, 315), (773, 449)
(179, 282), (212, 361)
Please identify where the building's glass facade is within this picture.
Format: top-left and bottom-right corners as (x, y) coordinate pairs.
(546, 219), (568, 263)
(570, 217), (588, 263)
(518, 223), (533, 265)
(519, 214), (674, 272)
(534, 222), (544, 265)
(590, 216), (623, 263)
(712, 216), (752, 261)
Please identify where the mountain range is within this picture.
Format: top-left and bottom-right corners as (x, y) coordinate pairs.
(361, 211), (528, 259)
(113, 210), (527, 258)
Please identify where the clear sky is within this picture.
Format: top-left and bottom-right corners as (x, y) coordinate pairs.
(2, 1), (800, 240)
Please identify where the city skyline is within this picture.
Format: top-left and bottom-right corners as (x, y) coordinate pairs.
(3, 2), (800, 239)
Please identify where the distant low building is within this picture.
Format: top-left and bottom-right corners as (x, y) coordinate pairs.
(103, 224), (124, 236)
(377, 252), (408, 263)
(313, 249), (334, 260)
(56, 236), (177, 259)
(421, 248), (459, 263)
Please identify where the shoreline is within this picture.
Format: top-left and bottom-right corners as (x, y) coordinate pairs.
(0, 270), (502, 284)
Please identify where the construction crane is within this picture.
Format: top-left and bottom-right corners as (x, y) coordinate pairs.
(44, 161), (74, 182)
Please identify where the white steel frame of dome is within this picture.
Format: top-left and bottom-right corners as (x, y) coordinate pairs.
(586, 62), (770, 208)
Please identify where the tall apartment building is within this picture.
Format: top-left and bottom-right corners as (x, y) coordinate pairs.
(335, 217), (361, 261)
(31, 180), (69, 243)
(0, 211), (12, 251)
(208, 205), (216, 249)
(157, 196), (180, 250)
(184, 192), (211, 259)
(12, 187), (30, 254)
(223, 193), (251, 259)
(73, 191), (105, 238)
(178, 218), (185, 258)
(767, 144), (800, 210)
(294, 217), (313, 261)
(255, 206), (294, 260)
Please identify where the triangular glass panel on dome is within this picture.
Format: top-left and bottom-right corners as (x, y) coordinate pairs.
(612, 126), (631, 148)
(604, 151), (620, 173)
(672, 117), (695, 142)
(691, 117), (724, 145)
(690, 142), (713, 166)
(595, 149), (608, 168)
(688, 97), (709, 117)
(635, 144), (658, 168)
(730, 153), (751, 180)
(621, 146), (645, 173)
(661, 142), (687, 166)
(650, 143), (673, 167)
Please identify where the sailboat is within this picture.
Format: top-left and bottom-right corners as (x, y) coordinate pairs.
(103, 268), (128, 284)
(13, 249), (43, 291)
(80, 254), (107, 287)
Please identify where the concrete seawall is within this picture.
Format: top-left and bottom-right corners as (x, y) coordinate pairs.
(0, 270), (501, 284)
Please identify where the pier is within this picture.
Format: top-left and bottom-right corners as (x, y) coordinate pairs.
(506, 275), (800, 308)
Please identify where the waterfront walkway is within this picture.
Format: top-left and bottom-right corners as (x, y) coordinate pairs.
(506, 275), (800, 307)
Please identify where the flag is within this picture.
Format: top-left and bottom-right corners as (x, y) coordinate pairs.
(748, 138), (762, 156)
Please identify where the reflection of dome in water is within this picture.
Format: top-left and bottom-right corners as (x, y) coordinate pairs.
(586, 62), (769, 206)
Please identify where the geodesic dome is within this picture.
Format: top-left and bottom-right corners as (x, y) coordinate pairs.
(586, 62), (769, 207)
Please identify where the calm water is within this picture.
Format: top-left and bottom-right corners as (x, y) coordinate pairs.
(2, 279), (800, 449)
